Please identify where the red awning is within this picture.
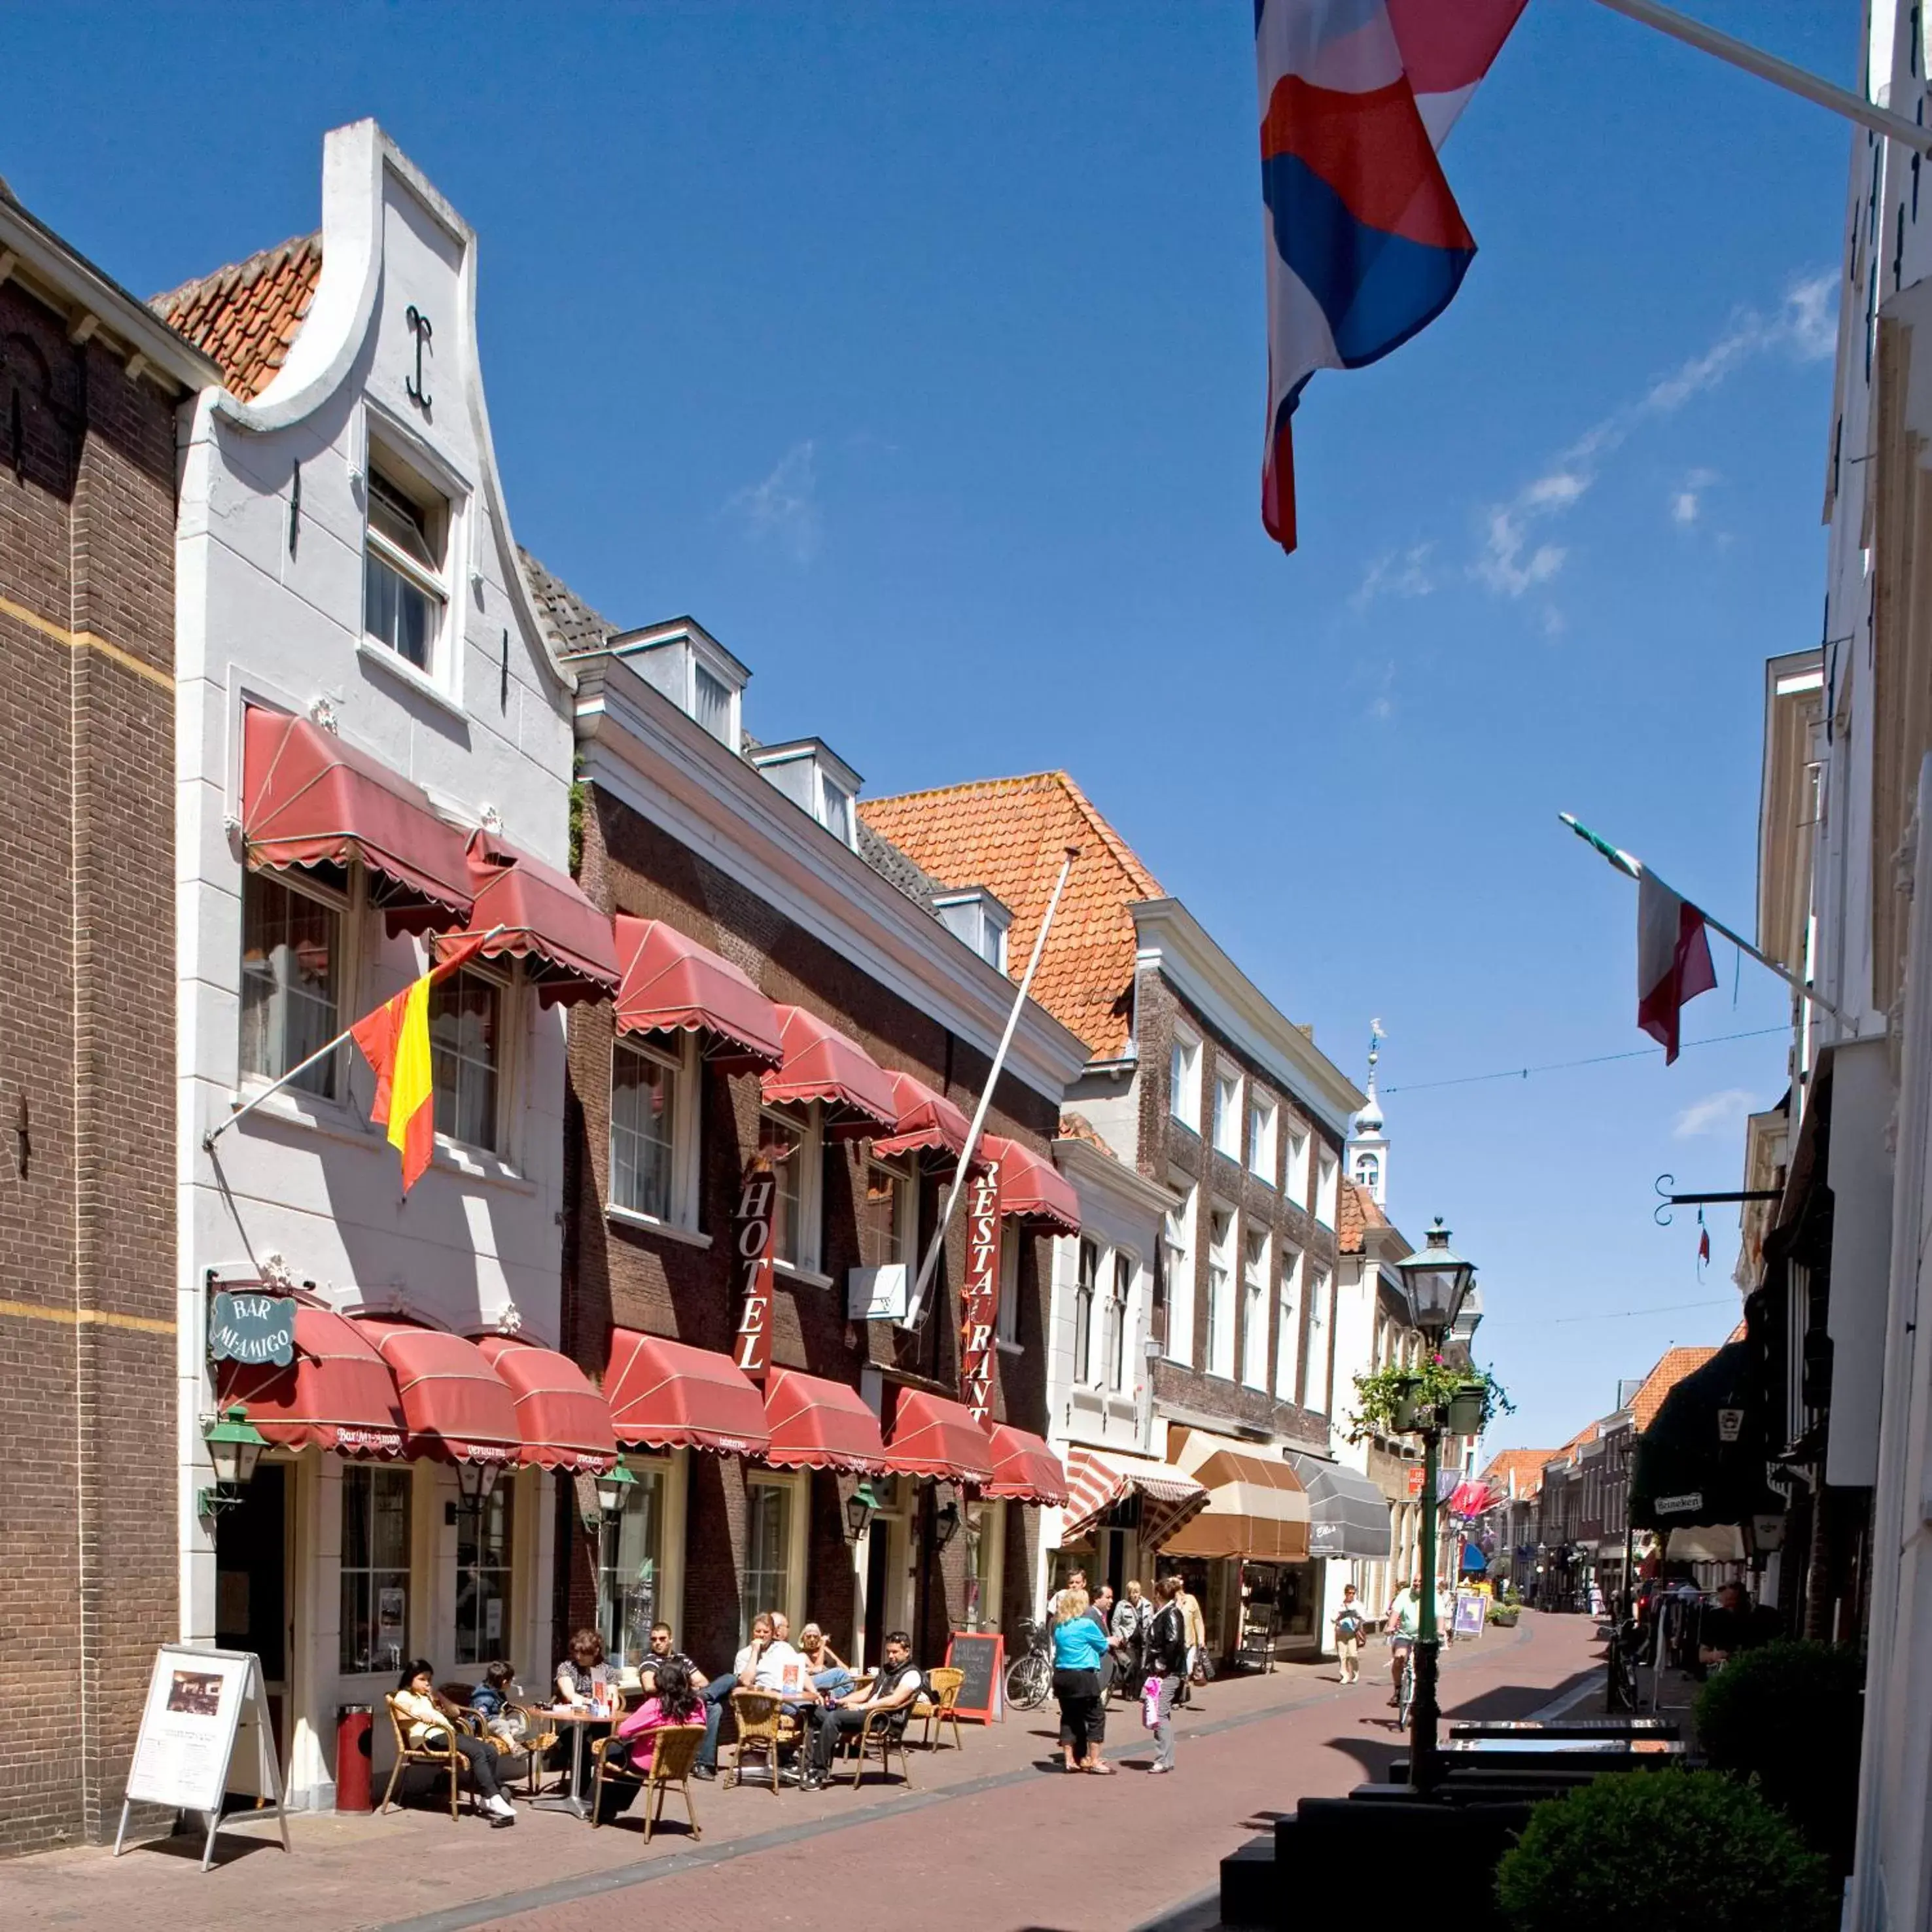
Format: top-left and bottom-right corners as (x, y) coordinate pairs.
(886, 1390), (995, 1483)
(240, 707), (473, 934)
(761, 1368), (890, 1473)
(473, 1335), (618, 1473)
(442, 831), (620, 1008)
(605, 1329), (773, 1457)
(980, 1134), (1081, 1235)
(353, 1319), (523, 1464)
(760, 1007), (899, 1135)
(981, 1424), (1070, 1505)
(869, 1072), (972, 1163)
(215, 1302), (407, 1458)
(612, 917), (784, 1068)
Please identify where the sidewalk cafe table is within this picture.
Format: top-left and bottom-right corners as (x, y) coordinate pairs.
(529, 1708), (610, 1820)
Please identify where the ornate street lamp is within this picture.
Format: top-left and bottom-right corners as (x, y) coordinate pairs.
(456, 1458), (501, 1507)
(197, 1405), (268, 1520)
(595, 1460), (638, 1518)
(1390, 1218), (1477, 1793)
(932, 1494), (962, 1554)
(845, 1479), (881, 1544)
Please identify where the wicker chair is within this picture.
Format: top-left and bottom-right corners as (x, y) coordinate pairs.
(845, 1703), (916, 1791)
(589, 1722), (706, 1840)
(726, 1689), (796, 1793)
(911, 1667), (966, 1751)
(379, 1692), (473, 1820)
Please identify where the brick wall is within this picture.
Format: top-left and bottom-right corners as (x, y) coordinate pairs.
(560, 791), (1057, 1672)
(0, 283), (179, 1853)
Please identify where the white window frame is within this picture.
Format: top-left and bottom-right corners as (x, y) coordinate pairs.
(862, 1151), (919, 1269)
(761, 1104), (824, 1278)
(1315, 1149), (1339, 1227)
(741, 1468), (809, 1642)
(362, 442), (454, 687)
(238, 860), (359, 1106)
(1240, 1227), (1270, 1391)
(430, 956), (516, 1161)
(1286, 1124), (1311, 1208)
(1212, 1068), (1244, 1159)
(608, 1031), (701, 1232)
(1206, 1204), (1237, 1381)
(1307, 1267), (1333, 1413)
(1170, 1025), (1202, 1132)
(1163, 1176), (1197, 1366)
(1074, 1237), (1099, 1386)
(1247, 1095), (1278, 1184)
(1354, 1150), (1380, 1196)
(1107, 1249), (1133, 1394)
(1275, 1246), (1304, 1403)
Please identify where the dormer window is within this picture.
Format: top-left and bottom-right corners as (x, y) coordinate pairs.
(610, 618), (748, 752)
(934, 888), (1012, 972)
(750, 739), (863, 852)
(363, 454), (449, 674)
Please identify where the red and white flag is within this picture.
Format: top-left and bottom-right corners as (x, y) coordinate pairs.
(1636, 871), (1717, 1064)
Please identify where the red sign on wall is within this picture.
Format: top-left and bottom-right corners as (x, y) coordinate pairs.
(958, 1154), (1003, 1423)
(734, 1159), (779, 1383)
(1405, 1465), (1425, 1500)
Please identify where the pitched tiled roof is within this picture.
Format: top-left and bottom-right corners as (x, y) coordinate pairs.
(1057, 1111), (1117, 1161)
(860, 772), (1162, 1058)
(1627, 1344), (1719, 1433)
(1481, 1447), (1554, 1499)
(1336, 1178), (1389, 1255)
(152, 234), (321, 401)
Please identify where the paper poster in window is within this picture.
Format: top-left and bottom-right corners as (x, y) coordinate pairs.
(377, 1587), (406, 1655)
(485, 1597), (502, 1642)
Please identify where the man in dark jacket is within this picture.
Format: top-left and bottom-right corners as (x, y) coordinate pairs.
(1144, 1576), (1189, 1775)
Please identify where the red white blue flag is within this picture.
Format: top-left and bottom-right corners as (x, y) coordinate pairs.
(1257, 0), (1524, 552)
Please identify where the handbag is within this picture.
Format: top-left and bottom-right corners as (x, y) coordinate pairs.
(1189, 1651), (1216, 1686)
(1141, 1676), (1163, 1729)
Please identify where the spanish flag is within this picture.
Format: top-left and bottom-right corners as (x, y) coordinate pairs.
(350, 932), (489, 1192)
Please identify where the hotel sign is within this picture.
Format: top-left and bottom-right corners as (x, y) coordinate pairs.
(733, 1159), (779, 1383)
(207, 1291), (295, 1367)
(958, 1155), (1003, 1424)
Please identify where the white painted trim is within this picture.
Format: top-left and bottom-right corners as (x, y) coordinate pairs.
(606, 1207), (714, 1252)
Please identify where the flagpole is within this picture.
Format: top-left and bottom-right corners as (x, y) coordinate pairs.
(1558, 815), (1852, 1025)
(1587, 0), (1932, 158)
(902, 846), (1080, 1331)
(203, 924), (506, 1151)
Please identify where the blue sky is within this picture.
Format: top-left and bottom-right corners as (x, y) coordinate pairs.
(7, 3), (1851, 1450)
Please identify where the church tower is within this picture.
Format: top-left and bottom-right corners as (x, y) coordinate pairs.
(1347, 1021), (1389, 1208)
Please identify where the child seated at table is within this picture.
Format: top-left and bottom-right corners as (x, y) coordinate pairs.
(470, 1661), (529, 1746)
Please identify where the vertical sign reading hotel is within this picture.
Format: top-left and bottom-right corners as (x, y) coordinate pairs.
(734, 1159), (778, 1382)
(959, 1153), (1003, 1423)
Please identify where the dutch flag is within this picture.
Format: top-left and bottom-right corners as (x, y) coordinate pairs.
(1257, 0), (1526, 552)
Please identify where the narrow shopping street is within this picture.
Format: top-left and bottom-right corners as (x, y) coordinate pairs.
(0, 1616), (1598, 1932)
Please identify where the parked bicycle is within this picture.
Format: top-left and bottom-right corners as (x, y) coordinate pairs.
(1004, 1615), (1053, 1711)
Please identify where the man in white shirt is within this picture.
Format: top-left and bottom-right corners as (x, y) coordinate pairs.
(741, 1610), (815, 1702)
(697, 1611), (779, 1778)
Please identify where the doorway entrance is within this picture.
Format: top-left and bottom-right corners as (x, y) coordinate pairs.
(214, 1460), (287, 1763)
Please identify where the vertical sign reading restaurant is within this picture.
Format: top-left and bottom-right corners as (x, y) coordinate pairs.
(959, 1153), (1003, 1423)
(734, 1158), (778, 1382)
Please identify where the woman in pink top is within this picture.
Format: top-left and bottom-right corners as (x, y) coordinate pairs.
(608, 1659), (703, 1772)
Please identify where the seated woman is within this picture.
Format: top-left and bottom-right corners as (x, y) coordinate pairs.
(605, 1659), (705, 1772)
(393, 1660), (516, 1825)
(555, 1628), (615, 1711)
(798, 1623), (856, 1698)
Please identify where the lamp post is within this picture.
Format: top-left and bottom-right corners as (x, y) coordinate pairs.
(1390, 1218), (1476, 1795)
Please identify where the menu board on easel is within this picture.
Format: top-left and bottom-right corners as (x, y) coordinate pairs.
(116, 1645), (291, 1871)
(944, 1631), (1005, 1724)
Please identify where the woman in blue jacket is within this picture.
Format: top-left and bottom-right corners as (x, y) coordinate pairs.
(1051, 1587), (1116, 1773)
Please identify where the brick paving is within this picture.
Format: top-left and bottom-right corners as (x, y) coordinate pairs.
(0, 1613), (1603, 1932)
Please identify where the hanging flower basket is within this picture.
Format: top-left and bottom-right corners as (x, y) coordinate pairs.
(1445, 1382), (1488, 1435)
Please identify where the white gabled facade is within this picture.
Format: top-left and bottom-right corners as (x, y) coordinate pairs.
(174, 121), (578, 1806)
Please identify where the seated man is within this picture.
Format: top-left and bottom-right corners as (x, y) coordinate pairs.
(695, 1612), (773, 1780)
(743, 1611), (815, 1704)
(798, 1630), (923, 1789)
(637, 1621), (709, 1699)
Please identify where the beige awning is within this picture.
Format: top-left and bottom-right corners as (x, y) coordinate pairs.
(1160, 1426), (1311, 1563)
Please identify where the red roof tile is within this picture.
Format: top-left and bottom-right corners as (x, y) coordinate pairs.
(1336, 1178), (1388, 1255)
(859, 772), (1160, 1059)
(152, 234), (321, 402)
(1056, 1112), (1117, 1161)
(1480, 1448), (1553, 1499)
(1626, 1344), (1719, 1433)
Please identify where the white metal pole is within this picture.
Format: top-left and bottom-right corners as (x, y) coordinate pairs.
(903, 846), (1080, 1329)
(1587, 0), (1932, 157)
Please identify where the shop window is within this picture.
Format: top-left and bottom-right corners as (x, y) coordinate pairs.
(611, 1034), (695, 1225)
(760, 1108), (821, 1273)
(1206, 1206), (1237, 1380)
(1107, 1251), (1131, 1392)
(1074, 1238), (1098, 1384)
(1163, 1176), (1196, 1366)
(1241, 1229), (1269, 1391)
(239, 868), (343, 1099)
(362, 456), (449, 675)
(598, 1460), (667, 1672)
(964, 1498), (1006, 1632)
(340, 1464), (411, 1675)
(430, 965), (502, 1152)
(743, 1475), (803, 1643)
(454, 1479), (514, 1668)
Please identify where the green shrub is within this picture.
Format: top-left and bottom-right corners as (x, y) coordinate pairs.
(1695, 1639), (1864, 1872)
(1495, 1770), (1835, 1932)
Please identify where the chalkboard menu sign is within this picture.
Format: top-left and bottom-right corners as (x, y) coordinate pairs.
(943, 1631), (1005, 1724)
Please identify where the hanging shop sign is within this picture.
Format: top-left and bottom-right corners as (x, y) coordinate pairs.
(207, 1290), (296, 1367)
(1716, 1407), (1744, 1443)
(958, 1153), (1004, 1424)
(733, 1158), (778, 1383)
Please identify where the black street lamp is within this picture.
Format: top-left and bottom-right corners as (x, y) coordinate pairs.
(1390, 1218), (1476, 1795)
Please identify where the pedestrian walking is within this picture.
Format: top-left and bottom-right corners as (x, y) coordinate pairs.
(1112, 1580), (1151, 1695)
(1333, 1584), (1366, 1684)
(1143, 1575), (1189, 1775)
(1050, 1586), (1115, 1774)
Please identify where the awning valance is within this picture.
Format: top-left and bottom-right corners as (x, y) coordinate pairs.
(612, 916), (784, 1068)
(215, 1302), (406, 1458)
(352, 1319), (522, 1465)
(981, 1425), (1069, 1505)
(760, 1368), (890, 1473)
(605, 1329), (773, 1457)
(869, 1072), (972, 1163)
(443, 831), (620, 1008)
(979, 1134), (1081, 1236)
(1286, 1452), (1392, 1560)
(1162, 1427), (1311, 1562)
(760, 1007), (898, 1135)
(1061, 1446), (1208, 1551)
(472, 1335), (618, 1473)
(885, 1390), (994, 1483)
(240, 707), (473, 934)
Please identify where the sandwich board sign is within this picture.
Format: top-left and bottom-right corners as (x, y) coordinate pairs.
(116, 1644), (290, 1870)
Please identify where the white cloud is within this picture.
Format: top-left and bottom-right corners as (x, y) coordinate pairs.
(727, 440), (821, 563)
(1352, 542), (1436, 610)
(1672, 1087), (1758, 1140)
(1671, 467), (1719, 527)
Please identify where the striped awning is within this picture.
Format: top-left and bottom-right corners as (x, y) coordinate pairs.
(1060, 1446), (1208, 1551)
